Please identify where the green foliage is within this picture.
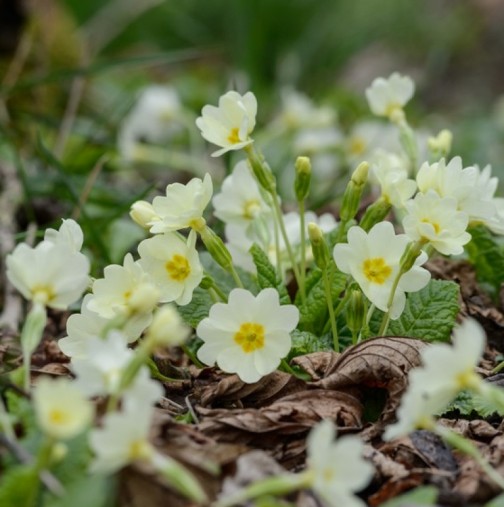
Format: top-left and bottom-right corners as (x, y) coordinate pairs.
(287, 329), (333, 359)
(250, 243), (290, 304)
(296, 262), (347, 335)
(0, 465), (39, 507)
(368, 280), (459, 341)
(444, 390), (477, 416)
(379, 486), (438, 507)
(42, 475), (115, 507)
(177, 287), (214, 328)
(466, 225), (504, 295)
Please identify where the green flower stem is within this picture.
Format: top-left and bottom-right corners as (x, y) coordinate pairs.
(434, 424), (504, 490)
(396, 118), (418, 173)
(152, 451), (208, 504)
(297, 198), (307, 303)
(182, 344), (205, 369)
(21, 302), (47, 391)
(270, 189), (305, 304)
(229, 264), (244, 289)
(378, 241), (424, 336)
(0, 397), (15, 441)
(322, 267), (339, 352)
(214, 471), (311, 507)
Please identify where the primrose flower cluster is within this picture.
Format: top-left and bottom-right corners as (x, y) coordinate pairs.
(6, 71), (504, 506)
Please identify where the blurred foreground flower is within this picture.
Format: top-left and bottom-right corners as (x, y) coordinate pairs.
(196, 91), (257, 156)
(34, 377), (93, 440)
(306, 420), (374, 507)
(197, 288), (299, 383)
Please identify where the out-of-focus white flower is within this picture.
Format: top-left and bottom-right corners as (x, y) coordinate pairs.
(416, 157), (498, 225)
(58, 295), (150, 359)
(306, 420), (374, 507)
(212, 161), (271, 227)
(371, 157), (417, 208)
(277, 89), (335, 129)
(118, 86), (183, 162)
(150, 174), (213, 234)
(196, 91), (257, 157)
(71, 330), (134, 397)
(88, 253), (159, 319)
(293, 127), (342, 154)
(138, 230), (203, 306)
(365, 73), (415, 120)
(122, 367), (164, 413)
(145, 304), (191, 347)
(33, 376), (93, 440)
(6, 238), (90, 310)
(197, 288), (299, 383)
(345, 121), (401, 164)
(333, 222), (430, 318)
(384, 318), (486, 440)
(89, 406), (155, 473)
(44, 218), (84, 252)
(402, 190), (471, 255)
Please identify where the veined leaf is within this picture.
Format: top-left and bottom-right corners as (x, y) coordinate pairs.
(369, 279), (459, 342)
(249, 243), (290, 304)
(466, 225), (504, 293)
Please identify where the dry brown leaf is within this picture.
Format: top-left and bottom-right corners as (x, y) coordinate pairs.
(196, 389), (363, 467)
(198, 370), (306, 408)
(290, 351), (340, 381)
(314, 337), (426, 433)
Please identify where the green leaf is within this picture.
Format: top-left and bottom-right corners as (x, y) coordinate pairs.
(444, 390), (476, 416)
(379, 485), (438, 507)
(42, 475), (115, 507)
(0, 465), (39, 507)
(249, 243), (290, 304)
(287, 329), (333, 359)
(178, 287), (214, 328)
(466, 225), (504, 293)
(296, 262), (346, 335)
(369, 279), (459, 342)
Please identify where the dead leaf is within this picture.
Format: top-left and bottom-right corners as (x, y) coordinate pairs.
(314, 337), (426, 433)
(198, 370), (306, 408)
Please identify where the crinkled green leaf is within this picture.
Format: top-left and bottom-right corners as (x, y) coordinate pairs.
(249, 243), (290, 304)
(287, 329), (333, 359)
(443, 390), (476, 416)
(177, 287), (214, 328)
(379, 485), (438, 507)
(466, 225), (504, 293)
(296, 262), (346, 335)
(0, 465), (39, 507)
(368, 279), (459, 342)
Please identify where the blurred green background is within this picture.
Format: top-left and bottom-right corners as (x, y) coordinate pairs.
(2, 0), (504, 270)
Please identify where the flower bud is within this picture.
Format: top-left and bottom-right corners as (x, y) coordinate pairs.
(130, 200), (159, 229)
(308, 223), (330, 270)
(129, 282), (160, 315)
(199, 225), (233, 271)
(346, 290), (365, 336)
(294, 156), (312, 202)
(246, 150), (276, 194)
(146, 304), (190, 347)
(399, 241), (423, 273)
(339, 162), (369, 222)
(428, 129), (453, 158)
(359, 196), (392, 232)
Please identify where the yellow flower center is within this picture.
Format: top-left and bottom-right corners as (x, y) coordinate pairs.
(456, 370), (480, 391)
(421, 218), (440, 234)
(165, 255), (191, 281)
(48, 408), (71, 426)
(362, 257), (392, 284)
(129, 439), (153, 461)
(32, 285), (55, 304)
(234, 322), (265, 353)
(349, 136), (366, 156)
(243, 199), (261, 220)
(227, 127), (241, 144)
